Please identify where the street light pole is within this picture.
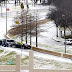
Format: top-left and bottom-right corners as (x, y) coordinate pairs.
(6, 0), (7, 35)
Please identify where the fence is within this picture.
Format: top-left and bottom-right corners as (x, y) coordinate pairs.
(0, 50), (72, 72)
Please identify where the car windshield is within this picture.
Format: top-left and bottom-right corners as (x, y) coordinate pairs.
(7, 40), (14, 42)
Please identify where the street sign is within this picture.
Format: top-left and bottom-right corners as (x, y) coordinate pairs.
(16, 21), (19, 24)
(9, 60), (13, 65)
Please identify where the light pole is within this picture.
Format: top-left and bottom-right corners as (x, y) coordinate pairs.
(6, 0), (7, 35)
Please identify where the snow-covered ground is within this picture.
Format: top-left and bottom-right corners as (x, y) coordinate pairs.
(0, 46), (72, 70)
(0, 0), (72, 70)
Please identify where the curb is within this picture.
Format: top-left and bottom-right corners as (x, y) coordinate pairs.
(52, 37), (61, 42)
(5, 34), (13, 39)
(52, 36), (64, 42)
(5, 34), (72, 59)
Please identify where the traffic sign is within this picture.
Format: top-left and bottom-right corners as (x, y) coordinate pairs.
(16, 21), (19, 24)
(6, 8), (9, 11)
(9, 60), (13, 65)
(20, 41), (23, 45)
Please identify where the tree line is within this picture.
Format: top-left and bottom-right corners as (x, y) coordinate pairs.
(47, 0), (72, 28)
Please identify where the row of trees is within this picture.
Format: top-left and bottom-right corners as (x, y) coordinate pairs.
(46, 0), (72, 37)
(48, 0), (72, 27)
(46, 0), (72, 53)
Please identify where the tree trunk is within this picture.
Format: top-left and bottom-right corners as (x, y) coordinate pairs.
(19, 0), (20, 5)
(30, 14), (31, 45)
(56, 26), (58, 37)
(36, 14), (38, 47)
(26, 14), (27, 44)
(60, 31), (62, 38)
(64, 26), (66, 53)
(71, 31), (72, 36)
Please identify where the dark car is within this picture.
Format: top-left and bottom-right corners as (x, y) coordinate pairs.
(25, 44), (31, 49)
(0, 40), (2, 45)
(15, 43), (25, 48)
(15, 43), (31, 49)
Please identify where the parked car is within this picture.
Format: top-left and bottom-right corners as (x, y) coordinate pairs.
(15, 43), (31, 49)
(2, 39), (16, 47)
(25, 44), (31, 49)
(64, 39), (72, 45)
(15, 43), (25, 48)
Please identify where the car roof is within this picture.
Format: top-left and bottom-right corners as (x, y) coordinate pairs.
(6, 39), (14, 40)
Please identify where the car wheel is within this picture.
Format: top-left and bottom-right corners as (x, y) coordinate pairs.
(2, 44), (4, 46)
(24, 47), (26, 49)
(4, 45), (6, 47)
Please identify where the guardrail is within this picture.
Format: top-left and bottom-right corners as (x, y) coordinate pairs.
(0, 51), (72, 72)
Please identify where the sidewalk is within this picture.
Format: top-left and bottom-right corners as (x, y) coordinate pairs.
(53, 36), (65, 42)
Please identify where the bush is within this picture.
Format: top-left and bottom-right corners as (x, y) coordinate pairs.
(62, 35), (72, 39)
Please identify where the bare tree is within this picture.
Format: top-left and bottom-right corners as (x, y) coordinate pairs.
(8, 9), (43, 47)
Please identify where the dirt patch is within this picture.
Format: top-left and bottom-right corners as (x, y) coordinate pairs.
(6, 19), (50, 38)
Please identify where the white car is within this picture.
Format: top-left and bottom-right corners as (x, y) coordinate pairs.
(2, 39), (16, 47)
(64, 39), (72, 45)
